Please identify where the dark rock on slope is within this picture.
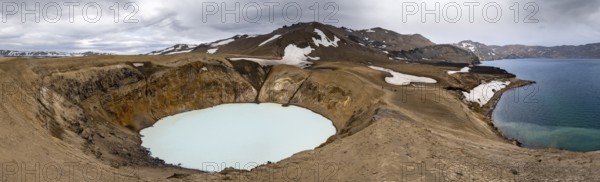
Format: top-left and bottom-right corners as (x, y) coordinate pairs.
(392, 44), (481, 64)
(344, 27), (435, 51)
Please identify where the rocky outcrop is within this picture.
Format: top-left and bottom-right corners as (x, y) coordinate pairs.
(43, 65), (144, 103)
(258, 64), (310, 103)
(230, 60), (269, 91)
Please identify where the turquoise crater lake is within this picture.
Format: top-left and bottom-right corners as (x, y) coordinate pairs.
(482, 59), (600, 152)
(140, 103), (336, 172)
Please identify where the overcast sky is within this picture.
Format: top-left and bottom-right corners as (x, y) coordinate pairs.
(0, 0), (599, 54)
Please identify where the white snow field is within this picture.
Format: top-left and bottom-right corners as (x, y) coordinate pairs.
(312, 29), (340, 47)
(368, 66), (437, 85)
(447, 67), (471, 75)
(462, 81), (511, 106)
(210, 38), (235, 47)
(258, 34), (282, 46)
(229, 44), (319, 68)
(207, 48), (218, 54)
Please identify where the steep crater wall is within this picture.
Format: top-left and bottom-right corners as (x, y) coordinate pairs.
(35, 59), (382, 169)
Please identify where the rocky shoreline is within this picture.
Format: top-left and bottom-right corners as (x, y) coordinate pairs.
(481, 79), (537, 147)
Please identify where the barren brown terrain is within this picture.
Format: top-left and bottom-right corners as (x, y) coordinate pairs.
(0, 53), (599, 182)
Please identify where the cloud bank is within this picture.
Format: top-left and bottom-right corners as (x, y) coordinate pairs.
(0, 0), (598, 54)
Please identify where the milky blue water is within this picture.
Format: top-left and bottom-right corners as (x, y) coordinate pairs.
(140, 103), (336, 171)
(482, 59), (600, 152)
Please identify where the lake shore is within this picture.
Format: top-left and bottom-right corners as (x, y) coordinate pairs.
(481, 79), (537, 146)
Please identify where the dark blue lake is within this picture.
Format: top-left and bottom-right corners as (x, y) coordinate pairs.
(482, 59), (600, 152)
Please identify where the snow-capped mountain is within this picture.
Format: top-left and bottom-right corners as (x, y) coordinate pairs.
(0, 50), (111, 57)
(344, 27), (434, 52)
(145, 35), (252, 56)
(455, 40), (600, 61)
(454, 41), (502, 61)
(147, 22), (480, 65)
(202, 22), (478, 64)
(391, 45), (480, 64)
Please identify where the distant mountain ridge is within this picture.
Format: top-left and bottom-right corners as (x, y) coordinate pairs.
(456, 40), (600, 61)
(0, 50), (111, 58)
(145, 44), (198, 55)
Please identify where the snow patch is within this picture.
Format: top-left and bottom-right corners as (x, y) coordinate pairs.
(229, 44), (319, 68)
(147, 48), (174, 55)
(207, 48), (218, 54)
(199, 67), (209, 73)
(313, 28), (340, 47)
(463, 81), (510, 106)
(147, 44), (196, 55)
(165, 49), (193, 55)
(312, 29), (340, 47)
(447, 67), (471, 75)
(259, 34), (282, 47)
(133, 63), (144, 67)
(369, 66), (437, 85)
(366, 29), (375, 33)
(460, 42), (477, 52)
(210, 39), (234, 47)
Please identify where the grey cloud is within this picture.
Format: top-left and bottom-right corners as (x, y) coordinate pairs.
(545, 0), (600, 18)
(0, 0), (599, 54)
